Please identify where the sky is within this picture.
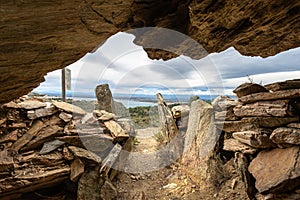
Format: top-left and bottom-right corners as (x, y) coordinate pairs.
(34, 32), (300, 100)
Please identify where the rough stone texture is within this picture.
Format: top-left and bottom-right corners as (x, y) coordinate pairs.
(233, 131), (274, 149)
(212, 95), (238, 111)
(17, 100), (46, 110)
(234, 100), (294, 117)
(0, 0), (299, 104)
(239, 89), (300, 104)
(181, 100), (221, 189)
(95, 84), (115, 114)
(264, 79), (300, 91)
(233, 83), (268, 98)
(270, 127), (300, 146)
(248, 146), (300, 194)
(77, 167), (104, 200)
(52, 101), (87, 115)
(223, 138), (257, 154)
(241, 116), (299, 128)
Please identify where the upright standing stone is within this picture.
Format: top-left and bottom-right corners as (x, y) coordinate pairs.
(181, 100), (221, 190)
(95, 84), (115, 114)
(156, 93), (178, 142)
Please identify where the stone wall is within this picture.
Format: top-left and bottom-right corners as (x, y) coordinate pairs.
(0, 97), (133, 199)
(216, 79), (300, 199)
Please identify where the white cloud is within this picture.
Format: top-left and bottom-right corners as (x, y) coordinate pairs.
(34, 31), (300, 98)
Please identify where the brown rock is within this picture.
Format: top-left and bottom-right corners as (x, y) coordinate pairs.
(232, 131), (274, 149)
(3, 101), (19, 109)
(241, 116), (299, 128)
(27, 104), (58, 119)
(93, 110), (116, 121)
(59, 112), (73, 122)
(287, 123), (300, 129)
(256, 192), (300, 200)
(68, 146), (102, 165)
(233, 83), (268, 98)
(22, 125), (63, 151)
(57, 135), (114, 153)
(0, 0), (299, 104)
(264, 79), (300, 91)
(239, 89), (300, 104)
(234, 100), (294, 117)
(248, 146), (300, 193)
(70, 158), (85, 182)
(77, 167), (104, 200)
(52, 101), (86, 115)
(0, 150), (14, 172)
(9, 123), (27, 128)
(223, 138), (257, 154)
(215, 120), (259, 133)
(104, 120), (129, 142)
(63, 146), (75, 161)
(270, 127), (300, 146)
(11, 119), (44, 151)
(100, 180), (118, 200)
(17, 100), (46, 110)
(0, 130), (18, 143)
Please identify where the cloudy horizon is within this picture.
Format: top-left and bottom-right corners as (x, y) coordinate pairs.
(33, 32), (300, 100)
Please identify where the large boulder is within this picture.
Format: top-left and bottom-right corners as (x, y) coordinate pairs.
(248, 147), (300, 194)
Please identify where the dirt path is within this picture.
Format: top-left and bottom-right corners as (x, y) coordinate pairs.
(114, 127), (200, 200)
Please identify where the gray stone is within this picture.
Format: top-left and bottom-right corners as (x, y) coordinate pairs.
(95, 84), (115, 114)
(39, 140), (66, 155)
(181, 100), (221, 186)
(18, 100), (46, 110)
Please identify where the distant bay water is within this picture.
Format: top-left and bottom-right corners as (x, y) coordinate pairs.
(34, 91), (233, 108)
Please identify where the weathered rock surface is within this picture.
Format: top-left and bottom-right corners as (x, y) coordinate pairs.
(212, 95), (238, 111)
(234, 100), (294, 117)
(270, 127), (300, 146)
(52, 101), (87, 115)
(223, 138), (257, 154)
(264, 79), (300, 91)
(248, 146), (300, 194)
(239, 89), (300, 104)
(17, 100), (47, 110)
(95, 84), (115, 114)
(233, 131), (274, 149)
(233, 83), (268, 98)
(0, 0), (299, 104)
(77, 167), (104, 200)
(181, 100), (221, 187)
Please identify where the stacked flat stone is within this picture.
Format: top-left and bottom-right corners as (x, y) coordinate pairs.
(0, 97), (133, 199)
(216, 79), (300, 199)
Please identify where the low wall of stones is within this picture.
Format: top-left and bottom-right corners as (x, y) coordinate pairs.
(214, 79), (300, 199)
